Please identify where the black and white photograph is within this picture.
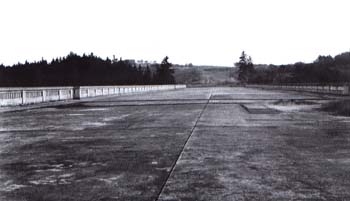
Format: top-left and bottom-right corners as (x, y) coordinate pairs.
(0, 0), (350, 200)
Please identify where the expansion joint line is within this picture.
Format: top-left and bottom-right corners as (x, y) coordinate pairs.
(154, 93), (212, 201)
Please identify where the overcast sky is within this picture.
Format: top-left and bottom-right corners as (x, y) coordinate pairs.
(0, 0), (349, 66)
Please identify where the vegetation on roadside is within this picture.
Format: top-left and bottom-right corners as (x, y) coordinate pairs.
(235, 51), (350, 84)
(155, 56), (175, 84)
(321, 100), (350, 116)
(0, 52), (175, 87)
(2, 49), (350, 87)
(235, 51), (255, 84)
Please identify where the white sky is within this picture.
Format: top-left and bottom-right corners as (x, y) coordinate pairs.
(0, 0), (349, 66)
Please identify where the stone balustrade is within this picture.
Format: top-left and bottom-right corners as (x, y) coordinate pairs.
(247, 83), (350, 96)
(0, 84), (186, 107)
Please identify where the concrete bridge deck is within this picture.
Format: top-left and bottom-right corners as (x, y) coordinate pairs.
(1, 87), (350, 201)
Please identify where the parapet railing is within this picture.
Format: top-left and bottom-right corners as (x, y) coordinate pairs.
(0, 84), (186, 107)
(247, 83), (350, 96)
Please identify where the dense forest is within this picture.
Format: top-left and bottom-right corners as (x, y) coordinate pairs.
(0, 52), (175, 87)
(247, 51), (350, 84)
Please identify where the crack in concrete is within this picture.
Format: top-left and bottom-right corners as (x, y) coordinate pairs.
(154, 94), (212, 201)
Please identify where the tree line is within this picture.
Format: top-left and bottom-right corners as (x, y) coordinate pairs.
(236, 51), (350, 84)
(0, 52), (175, 87)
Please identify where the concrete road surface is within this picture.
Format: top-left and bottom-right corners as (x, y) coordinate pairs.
(1, 87), (350, 201)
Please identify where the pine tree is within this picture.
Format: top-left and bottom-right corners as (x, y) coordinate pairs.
(236, 51), (254, 84)
(155, 56), (175, 84)
(143, 66), (152, 84)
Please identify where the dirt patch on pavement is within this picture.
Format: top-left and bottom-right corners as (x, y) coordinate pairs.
(321, 100), (350, 116)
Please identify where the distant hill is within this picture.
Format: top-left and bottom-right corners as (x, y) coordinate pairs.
(173, 66), (238, 86)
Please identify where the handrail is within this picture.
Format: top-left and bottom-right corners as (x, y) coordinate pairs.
(0, 84), (186, 107)
(247, 83), (349, 96)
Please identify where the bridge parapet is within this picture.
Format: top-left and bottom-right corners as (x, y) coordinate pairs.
(247, 83), (350, 96)
(0, 84), (186, 107)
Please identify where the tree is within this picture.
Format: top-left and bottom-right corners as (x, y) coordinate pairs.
(235, 51), (254, 84)
(143, 65), (152, 84)
(155, 56), (175, 84)
(0, 52), (160, 87)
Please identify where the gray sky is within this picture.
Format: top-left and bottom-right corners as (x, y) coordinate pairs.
(0, 0), (349, 66)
